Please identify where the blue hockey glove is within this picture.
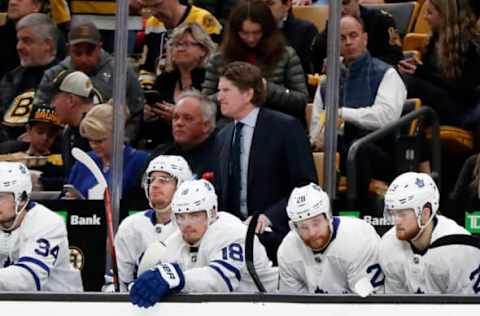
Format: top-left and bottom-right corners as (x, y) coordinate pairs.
(129, 263), (185, 308)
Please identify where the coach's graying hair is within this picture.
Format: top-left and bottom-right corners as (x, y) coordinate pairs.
(16, 13), (58, 54)
(175, 90), (217, 132)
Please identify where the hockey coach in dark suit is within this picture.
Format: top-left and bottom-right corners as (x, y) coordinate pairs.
(214, 61), (317, 262)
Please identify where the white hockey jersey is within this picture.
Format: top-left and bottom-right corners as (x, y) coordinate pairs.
(278, 216), (384, 294)
(380, 215), (480, 294)
(0, 202), (83, 291)
(145, 212), (278, 293)
(115, 209), (176, 290)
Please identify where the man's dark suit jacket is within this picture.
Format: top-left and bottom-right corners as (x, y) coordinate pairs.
(214, 107), (317, 261)
(282, 12), (319, 75)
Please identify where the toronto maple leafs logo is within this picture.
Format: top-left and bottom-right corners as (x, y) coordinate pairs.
(415, 178), (425, 188)
(19, 164), (27, 174)
(203, 181), (212, 191)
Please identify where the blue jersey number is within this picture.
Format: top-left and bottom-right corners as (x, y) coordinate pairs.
(367, 263), (385, 288)
(34, 238), (60, 265)
(470, 265), (480, 293)
(222, 243), (244, 262)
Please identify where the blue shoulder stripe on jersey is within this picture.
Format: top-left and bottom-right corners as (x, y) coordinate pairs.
(14, 263), (41, 290)
(314, 217), (341, 255)
(145, 209), (156, 225)
(211, 260), (241, 281)
(331, 216), (340, 242)
(26, 201), (36, 211)
(18, 257), (50, 276)
(208, 264), (233, 292)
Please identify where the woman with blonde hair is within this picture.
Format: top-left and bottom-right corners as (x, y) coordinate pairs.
(67, 103), (149, 199)
(398, 0), (480, 127)
(141, 22), (216, 149)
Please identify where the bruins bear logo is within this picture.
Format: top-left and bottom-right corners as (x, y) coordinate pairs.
(3, 90), (35, 126)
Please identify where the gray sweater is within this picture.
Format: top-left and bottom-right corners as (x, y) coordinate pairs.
(34, 50), (144, 142)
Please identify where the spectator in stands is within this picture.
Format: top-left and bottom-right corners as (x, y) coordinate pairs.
(311, 0), (403, 73)
(136, 0), (221, 74)
(0, 13), (59, 140)
(140, 22), (215, 149)
(46, 0), (71, 35)
(50, 70), (94, 176)
(0, 104), (64, 191)
(311, 15), (406, 213)
(0, 0), (44, 79)
(203, 0), (308, 122)
(186, 0), (240, 25)
(398, 0), (480, 127)
(69, 0), (143, 53)
(149, 90), (217, 179)
(263, 0), (318, 75)
(214, 61), (317, 263)
(67, 103), (149, 199)
(34, 21), (144, 142)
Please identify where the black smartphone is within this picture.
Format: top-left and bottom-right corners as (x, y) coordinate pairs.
(144, 90), (162, 105)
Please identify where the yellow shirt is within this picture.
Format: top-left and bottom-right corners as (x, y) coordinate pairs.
(145, 5), (221, 35)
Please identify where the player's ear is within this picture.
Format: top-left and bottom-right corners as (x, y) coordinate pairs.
(421, 206), (431, 225)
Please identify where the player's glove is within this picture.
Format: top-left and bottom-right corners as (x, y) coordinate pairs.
(129, 263), (185, 308)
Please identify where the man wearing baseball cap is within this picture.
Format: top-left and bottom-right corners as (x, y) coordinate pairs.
(34, 20), (144, 143)
(50, 69), (95, 176)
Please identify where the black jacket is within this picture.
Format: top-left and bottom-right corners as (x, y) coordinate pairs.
(149, 129), (217, 179)
(214, 108), (317, 261)
(0, 18), (19, 80)
(415, 36), (480, 110)
(281, 12), (319, 75)
(0, 59), (59, 140)
(61, 126), (91, 177)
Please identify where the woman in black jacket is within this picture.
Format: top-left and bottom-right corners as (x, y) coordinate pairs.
(398, 0), (480, 127)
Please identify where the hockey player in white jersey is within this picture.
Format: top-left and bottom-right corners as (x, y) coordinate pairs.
(380, 172), (480, 294)
(0, 162), (83, 291)
(110, 155), (193, 291)
(278, 183), (384, 296)
(130, 179), (278, 308)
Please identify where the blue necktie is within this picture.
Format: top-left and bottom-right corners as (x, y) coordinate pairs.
(228, 122), (244, 216)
